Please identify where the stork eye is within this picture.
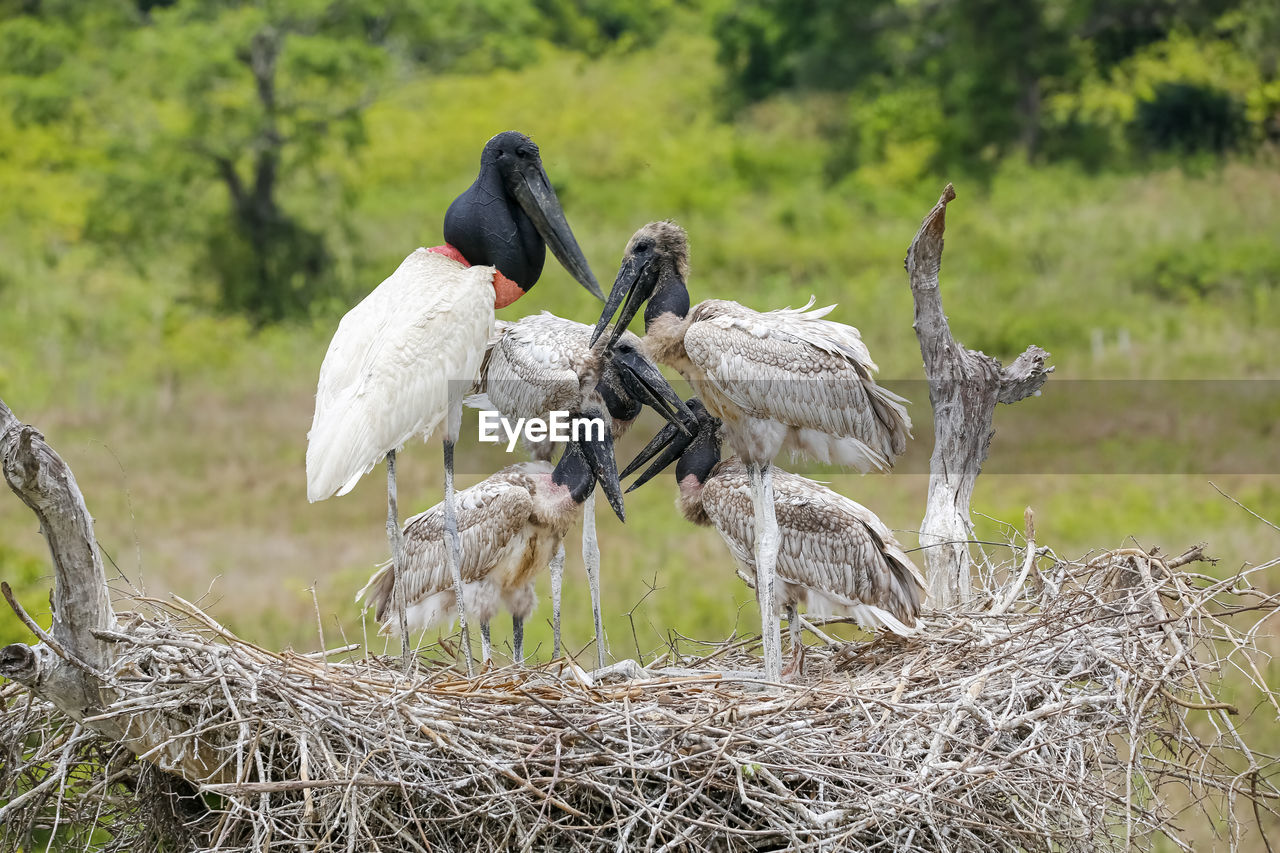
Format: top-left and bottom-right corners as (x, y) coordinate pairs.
(634, 241), (652, 254)
(516, 147), (529, 158)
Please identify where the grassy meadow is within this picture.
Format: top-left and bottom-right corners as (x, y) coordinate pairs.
(1, 24), (1278, 850)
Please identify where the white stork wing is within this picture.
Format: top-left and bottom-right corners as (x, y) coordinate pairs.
(683, 298), (911, 467)
(354, 470), (537, 623)
(702, 460), (924, 633)
(306, 250), (496, 501)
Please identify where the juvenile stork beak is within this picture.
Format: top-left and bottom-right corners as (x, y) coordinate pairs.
(608, 346), (695, 436)
(575, 408), (627, 522)
(511, 163), (603, 300)
(623, 397), (717, 491)
(590, 252), (658, 348)
(622, 419), (697, 492)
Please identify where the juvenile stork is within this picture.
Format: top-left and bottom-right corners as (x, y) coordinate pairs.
(307, 132), (603, 673)
(628, 399), (925, 675)
(356, 417), (620, 665)
(470, 312), (692, 665)
(592, 221), (912, 680)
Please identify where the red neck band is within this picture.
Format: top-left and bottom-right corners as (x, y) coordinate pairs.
(426, 244), (527, 309)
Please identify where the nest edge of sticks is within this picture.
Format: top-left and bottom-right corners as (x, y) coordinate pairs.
(2, 542), (1277, 853)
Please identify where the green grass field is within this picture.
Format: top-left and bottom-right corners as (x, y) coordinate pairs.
(1, 28), (1277, 851)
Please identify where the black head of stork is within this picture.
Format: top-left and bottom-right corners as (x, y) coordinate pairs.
(622, 397), (722, 492)
(594, 335), (695, 436)
(552, 404), (628, 522)
(445, 131), (603, 306)
(590, 220), (691, 348)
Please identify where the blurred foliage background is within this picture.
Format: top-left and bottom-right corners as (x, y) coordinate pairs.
(0, 0), (1277, 844)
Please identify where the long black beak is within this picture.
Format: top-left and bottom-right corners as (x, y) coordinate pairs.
(576, 412), (627, 522)
(590, 253), (655, 348)
(512, 164), (603, 301)
(622, 420), (694, 492)
(610, 347), (694, 436)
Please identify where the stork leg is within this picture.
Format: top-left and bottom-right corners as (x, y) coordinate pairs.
(386, 450), (412, 671)
(781, 601), (803, 679)
(581, 491), (607, 669)
(442, 387), (474, 677)
(549, 542), (566, 659)
(479, 621), (492, 666)
(747, 461), (783, 682)
(512, 614), (524, 665)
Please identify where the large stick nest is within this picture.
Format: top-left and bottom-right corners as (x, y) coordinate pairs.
(2, 544), (1277, 852)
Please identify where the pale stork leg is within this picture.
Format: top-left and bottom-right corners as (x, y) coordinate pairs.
(782, 601), (803, 678)
(386, 450), (412, 671)
(479, 621), (492, 666)
(512, 615), (525, 665)
(549, 542), (565, 659)
(581, 491), (607, 669)
(747, 461), (783, 682)
(442, 387), (474, 677)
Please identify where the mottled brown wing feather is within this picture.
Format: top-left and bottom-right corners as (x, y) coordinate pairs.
(359, 470), (536, 621)
(701, 459), (924, 624)
(683, 300), (911, 460)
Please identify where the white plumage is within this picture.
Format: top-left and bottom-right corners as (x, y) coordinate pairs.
(307, 131), (604, 675)
(306, 250), (497, 502)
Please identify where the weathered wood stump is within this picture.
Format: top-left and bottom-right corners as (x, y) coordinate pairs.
(0, 398), (223, 781)
(905, 185), (1052, 608)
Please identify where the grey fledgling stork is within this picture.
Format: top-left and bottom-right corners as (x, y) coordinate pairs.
(628, 399), (925, 675)
(307, 132), (603, 674)
(356, 415), (621, 665)
(592, 221), (912, 681)
(468, 312), (691, 665)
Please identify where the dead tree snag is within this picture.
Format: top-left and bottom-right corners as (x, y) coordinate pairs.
(905, 185), (1053, 607)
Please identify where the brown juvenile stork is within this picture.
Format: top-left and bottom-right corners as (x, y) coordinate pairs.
(592, 221), (912, 680)
(628, 399), (924, 675)
(468, 312), (691, 665)
(356, 415), (621, 665)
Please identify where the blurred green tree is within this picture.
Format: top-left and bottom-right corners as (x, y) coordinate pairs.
(1, 0), (668, 326)
(83, 1), (387, 325)
(713, 0), (1075, 171)
(711, 0), (1264, 174)
(1131, 81), (1248, 153)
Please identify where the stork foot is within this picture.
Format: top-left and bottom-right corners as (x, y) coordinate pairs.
(780, 643), (805, 680)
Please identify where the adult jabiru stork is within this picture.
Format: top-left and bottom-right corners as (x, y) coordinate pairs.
(307, 131), (604, 674)
(628, 399), (924, 676)
(469, 312), (692, 665)
(591, 221), (912, 681)
(356, 413), (620, 665)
